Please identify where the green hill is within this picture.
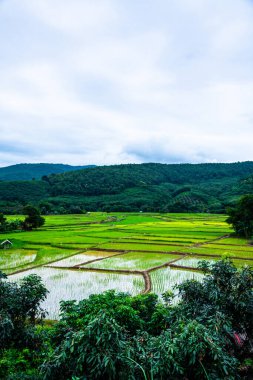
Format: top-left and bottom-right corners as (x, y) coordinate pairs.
(0, 163), (95, 181)
(0, 162), (253, 214)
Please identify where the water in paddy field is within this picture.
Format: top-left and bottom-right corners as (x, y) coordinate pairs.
(0, 250), (37, 271)
(174, 257), (217, 268)
(150, 267), (204, 299)
(45, 252), (115, 267)
(9, 267), (145, 319)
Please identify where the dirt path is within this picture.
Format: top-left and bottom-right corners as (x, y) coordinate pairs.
(142, 271), (151, 293)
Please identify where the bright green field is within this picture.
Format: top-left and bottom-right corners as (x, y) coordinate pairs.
(1, 212), (252, 318)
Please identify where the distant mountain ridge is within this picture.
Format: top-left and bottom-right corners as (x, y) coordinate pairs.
(0, 163), (96, 181)
(0, 161), (253, 214)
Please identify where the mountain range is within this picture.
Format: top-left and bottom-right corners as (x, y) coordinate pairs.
(0, 162), (252, 214)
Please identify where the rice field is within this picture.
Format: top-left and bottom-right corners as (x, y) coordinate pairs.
(1, 212), (252, 318)
(0, 249), (37, 272)
(150, 267), (204, 296)
(46, 251), (120, 267)
(83, 252), (183, 271)
(171, 256), (218, 268)
(10, 267), (145, 319)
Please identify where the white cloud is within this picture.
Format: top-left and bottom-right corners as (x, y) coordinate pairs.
(0, 0), (253, 167)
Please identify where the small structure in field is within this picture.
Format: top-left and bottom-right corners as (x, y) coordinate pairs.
(0, 239), (13, 249)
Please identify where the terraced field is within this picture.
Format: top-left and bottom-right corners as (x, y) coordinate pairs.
(1, 212), (253, 318)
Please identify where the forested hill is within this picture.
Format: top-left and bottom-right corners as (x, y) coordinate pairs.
(0, 163), (95, 181)
(46, 161), (253, 195)
(1, 162), (253, 214)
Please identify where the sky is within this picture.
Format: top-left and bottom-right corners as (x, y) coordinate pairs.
(1, 0), (253, 167)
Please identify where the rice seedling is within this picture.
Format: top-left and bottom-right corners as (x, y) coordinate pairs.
(181, 246), (253, 258)
(150, 267), (204, 296)
(99, 242), (184, 252)
(204, 243), (253, 252)
(172, 256), (218, 268)
(231, 258), (253, 268)
(0, 249), (37, 273)
(3, 212), (252, 318)
(82, 252), (182, 271)
(10, 267), (145, 319)
(46, 251), (119, 267)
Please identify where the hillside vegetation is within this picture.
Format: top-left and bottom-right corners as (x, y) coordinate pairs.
(0, 163), (95, 181)
(0, 162), (253, 214)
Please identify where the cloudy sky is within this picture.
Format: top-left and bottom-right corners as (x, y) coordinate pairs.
(1, 0), (253, 167)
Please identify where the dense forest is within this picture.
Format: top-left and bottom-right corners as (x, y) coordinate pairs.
(0, 162), (253, 214)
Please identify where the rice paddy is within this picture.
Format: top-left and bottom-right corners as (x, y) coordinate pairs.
(150, 267), (204, 296)
(46, 250), (120, 267)
(10, 267), (145, 319)
(83, 251), (183, 271)
(1, 212), (252, 318)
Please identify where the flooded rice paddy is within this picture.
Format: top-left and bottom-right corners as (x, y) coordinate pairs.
(2, 212), (252, 318)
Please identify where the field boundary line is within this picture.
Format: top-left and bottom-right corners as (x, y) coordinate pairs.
(142, 271), (151, 293)
(181, 251), (253, 260)
(105, 240), (186, 247)
(147, 255), (188, 273)
(92, 247), (187, 255)
(189, 234), (230, 248)
(71, 251), (129, 268)
(46, 266), (145, 276)
(204, 243), (253, 251)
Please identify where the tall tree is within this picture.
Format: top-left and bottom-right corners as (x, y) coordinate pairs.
(226, 194), (253, 238)
(22, 205), (45, 230)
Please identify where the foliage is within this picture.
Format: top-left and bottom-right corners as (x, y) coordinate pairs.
(0, 213), (22, 232)
(0, 270), (49, 379)
(0, 270), (48, 347)
(22, 205), (45, 230)
(226, 195), (253, 238)
(0, 348), (43, 380)
(0, 162), (253, 213)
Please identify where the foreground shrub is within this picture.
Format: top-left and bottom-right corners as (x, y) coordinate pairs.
(41, 260), (253, 379)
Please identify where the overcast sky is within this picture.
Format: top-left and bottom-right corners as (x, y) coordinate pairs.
(1, 0), (253, 167)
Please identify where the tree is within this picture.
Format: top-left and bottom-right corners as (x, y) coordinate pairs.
(226, 195), (253, 238)
(0, 271), (48, 347)
(22, 205), (45, 231)
(0, 213), (7, 231)
(0, 213), (22, 232)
